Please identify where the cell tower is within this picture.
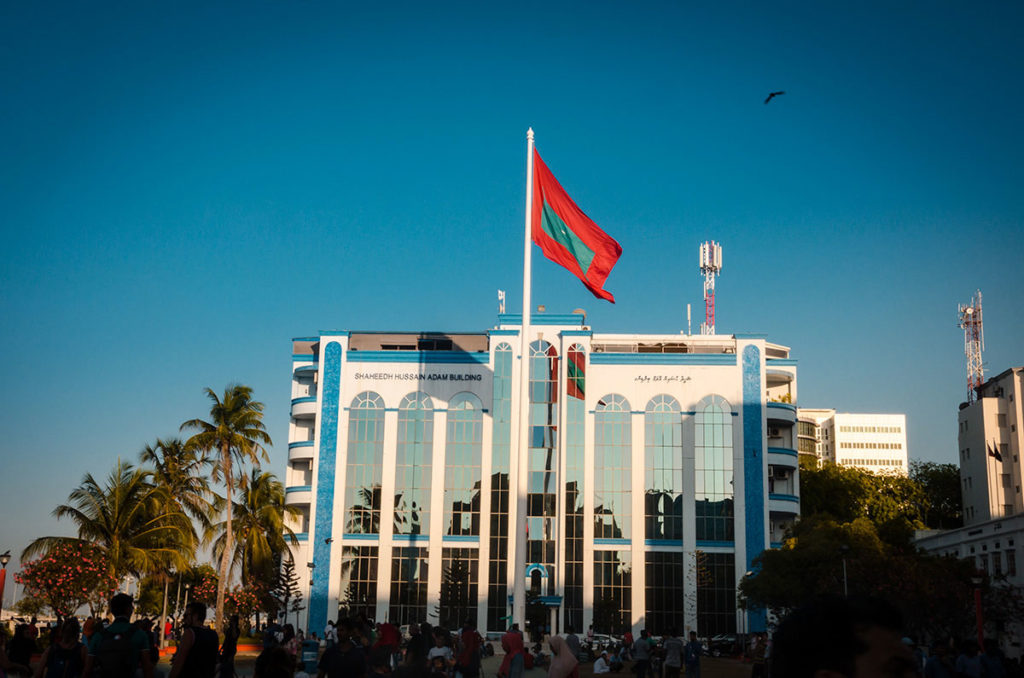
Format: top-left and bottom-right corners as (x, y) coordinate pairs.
(699, 241), (723, 335)
(957, 290), (984, 403)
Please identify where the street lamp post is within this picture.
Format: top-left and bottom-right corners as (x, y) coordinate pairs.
(183, 583), (191, 616)
(839, 545), (850, 598)
(971, 574), (984, 650)
(0, 551), (11, 624)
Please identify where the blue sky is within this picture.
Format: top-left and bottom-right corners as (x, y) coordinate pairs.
(2, 1), (1022, 580)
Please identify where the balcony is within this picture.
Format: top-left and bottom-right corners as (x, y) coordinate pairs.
(766, 401), (797, 426)
(767, 447), (799, 470)
(285, 485), (312, 505)
(288, 440), (315, 461)
(291, 396), (317, 419)
(293, 362), (318, 376)
(769, 492), (800, 516)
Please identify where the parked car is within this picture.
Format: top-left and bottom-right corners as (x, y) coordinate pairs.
(708, 634), (739, 657)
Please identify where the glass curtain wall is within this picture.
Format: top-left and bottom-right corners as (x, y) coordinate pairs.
(487, 344), (513, 632)
(396, 392), (434, 535)
(444, 393), (483, 536)
(695, 395), (734, 542)
(645, 552), (685, 634)
(645, 395), (683, 540)
(439, 547), (480, 628)
(389, 547), (429, 625)
(564, 344), (586, 632)
(338, 546), (378, 620)
(594, 394), (631, 539)
(345, 392), (385, 534)
(527, 341), (559, 594)
(593, 551), (631, 633)
(696, 552), (736, 635)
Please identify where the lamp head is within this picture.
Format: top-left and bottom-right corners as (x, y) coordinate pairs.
(0, 551), (10, 567)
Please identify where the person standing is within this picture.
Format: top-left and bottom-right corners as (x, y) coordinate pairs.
(34, 618), (86, 678)
(563, 628), (581, 662)
(548, 636), (579, 678)
(662, 629), (683, 678)
(83, 593), (155, 678)
(454, 621), (483, 678)
(168, 602), (219, 678)
(319, 619), (368, 678)
(684, 632), (702, 678)
(500, 625), (525, 678)
(220, 614), (241, 678)
(631, 630), (650, 678)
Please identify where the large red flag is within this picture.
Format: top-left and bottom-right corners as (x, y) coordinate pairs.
(531, 148), (622, 303)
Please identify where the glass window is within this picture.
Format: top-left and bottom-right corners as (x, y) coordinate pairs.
(595, 394), (631, 539)
(389, 547), (429, 625)
(439, 547), (480, 629)
(527, 341), (559, 594)
(487, 343), (512, 632)
(696, 551), (736, 635)
(338, 546), (378, 620)
(395, 392), (433, 535)
(564, 344), (586, 632)
(695, 395), (734, 542)
(444, 393), (483, 536)
(593, 551), (631, 633)
(645, 395), (683, 540)
(345, 392), (385, 534)
(646, 552), (686, 633)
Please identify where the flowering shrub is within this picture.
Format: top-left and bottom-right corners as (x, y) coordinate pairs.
(192, 573), (218, 605)
(15, 542), (118, 617)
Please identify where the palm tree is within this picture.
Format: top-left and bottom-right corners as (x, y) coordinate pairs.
(139, 437), (212, 647)
(182, 384), (271, 631)
(207, 469), (299, 585)
(22, 459), (195, 580)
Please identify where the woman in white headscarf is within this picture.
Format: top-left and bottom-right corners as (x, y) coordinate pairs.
(548, 635), (580, 678)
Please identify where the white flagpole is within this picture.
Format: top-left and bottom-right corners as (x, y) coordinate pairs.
(513, 128), (535, 631)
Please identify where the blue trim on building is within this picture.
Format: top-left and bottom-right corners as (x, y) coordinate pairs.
(346, 351), (489, 364)
(767, 447), (798, 457)
(594, 538), (631, 546)
(343, 533), (379, 541)
(742, 344), (767, 633)
(441, 535), (480, 543)
(644, 539), (683, 547)
(289, 440), (315, 449)
(489, 329), (520, 336)
(317, 330), (351, 337)
(286, 485), (312, 493)
(769, 493), (800, 503)
(292, 336), (320, 342)
(766, 401), (797, 412)
(294, 363), (318, 373)
(770, 541), (783, 549)
(498, 313), (586, 326)
(766, 359), (798, 366)
(695, 540), (735, 549)
(589, 353), (737, 366)
(293, 532), (309, 542)
(392, 534), (430, 543)
(292, 396), (317, 404)
(310, 341), (342, 635)
(293, 354), (317, 362)
(733, 333), (768, 339)
(560, 329), (593, 336)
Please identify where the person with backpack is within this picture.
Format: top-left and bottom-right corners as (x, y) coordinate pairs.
(168, 602), (219, 678)
(34, 618), (86, 678)
(82, 593), (154, 678)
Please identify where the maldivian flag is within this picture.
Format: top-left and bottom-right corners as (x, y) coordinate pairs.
(532, 148), (622, 303)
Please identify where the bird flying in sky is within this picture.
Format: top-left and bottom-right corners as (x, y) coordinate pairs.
(764, 91), (786, 104)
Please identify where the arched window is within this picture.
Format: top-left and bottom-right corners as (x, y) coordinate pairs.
(487, 342), (513, 631)
(444, 392), (483, 536)
(695, 395), (734, 541)
(645, 395), (683, 540)
(594, 394), (631, 539)
(527, 340), (559, 594)
(395, 392), (434, 535)
(345, 392), (384, 534)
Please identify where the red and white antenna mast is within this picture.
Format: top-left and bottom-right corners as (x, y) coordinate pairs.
(957, 290), (985, 403)
(699, 241), (722, 335)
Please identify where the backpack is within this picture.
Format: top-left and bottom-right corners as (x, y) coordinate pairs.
(46, 642), (84, 678)
(93, 628), (137, 678)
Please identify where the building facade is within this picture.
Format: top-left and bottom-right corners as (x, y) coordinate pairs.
(796, 410), (908, 475)
(284, 313), (800, 638)
(958, 367), (1024, 526)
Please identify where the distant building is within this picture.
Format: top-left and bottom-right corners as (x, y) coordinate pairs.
(796, 410), (908, 475)
(958, 367), (1024, 525)
(284, 313), (800, 639)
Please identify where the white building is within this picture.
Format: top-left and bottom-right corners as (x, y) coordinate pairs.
(284, 313), (800, 639)
(958, 367), (1024, 526)
(796, 410), (908, 475)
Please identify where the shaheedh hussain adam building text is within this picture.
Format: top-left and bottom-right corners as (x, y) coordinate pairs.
(283, 311), (800, 638)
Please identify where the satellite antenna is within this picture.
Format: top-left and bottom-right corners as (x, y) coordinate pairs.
(957, 290), (984, 403)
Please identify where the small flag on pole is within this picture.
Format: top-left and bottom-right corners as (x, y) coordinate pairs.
(531, 148), (622, 302)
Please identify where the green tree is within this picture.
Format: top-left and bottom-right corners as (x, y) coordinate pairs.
(15, 542), (118, 617)
(272, 555), (302, 626)
(182, 384), (272, 632)
(207, 469), (299, 589)
(910, 460), (963, 529)
(22, 460), (195, 581)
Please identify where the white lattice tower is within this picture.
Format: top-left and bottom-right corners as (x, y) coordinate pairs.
(957, 290), (984, 403)
(699, 241), (722, 335)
